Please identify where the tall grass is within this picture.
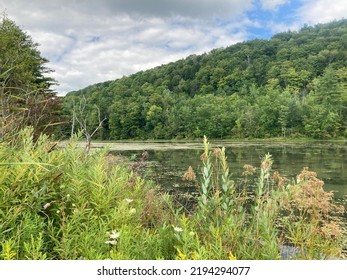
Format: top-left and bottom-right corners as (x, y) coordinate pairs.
(0, 130), (345, 259)
(0, 128), (177, 260)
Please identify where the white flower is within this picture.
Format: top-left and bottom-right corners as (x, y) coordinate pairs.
(174, 227), (183, 232)
(125, 198), (133, 204)
(105, 240), (117, 245)
(109, 230), (120, 239)
(129, 208), (136, 214)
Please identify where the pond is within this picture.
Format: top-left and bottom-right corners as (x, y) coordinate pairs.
(102, 141), (347, 205)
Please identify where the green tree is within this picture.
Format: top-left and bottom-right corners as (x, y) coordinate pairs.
(62, 19), (347, 140)
(0, 14), (58, 140)
(278, 105), (289, 137)
(336, 67), (347, 134)
(312, 67), (341, 109)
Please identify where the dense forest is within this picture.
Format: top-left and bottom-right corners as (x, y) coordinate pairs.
(64, 20), (347, 140)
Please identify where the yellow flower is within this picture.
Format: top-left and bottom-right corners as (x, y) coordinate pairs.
(176, 248), (187, 260)
(228, 251), (237, 260)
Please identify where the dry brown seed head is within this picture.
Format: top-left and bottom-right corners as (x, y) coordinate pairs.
(182, 166), (197, 181)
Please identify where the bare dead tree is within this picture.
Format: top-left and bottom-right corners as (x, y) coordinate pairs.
(73, 95), (106, 153)
(70, 99), (76, 139)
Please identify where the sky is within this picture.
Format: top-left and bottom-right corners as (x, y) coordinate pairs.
(0, 0), (346, 95)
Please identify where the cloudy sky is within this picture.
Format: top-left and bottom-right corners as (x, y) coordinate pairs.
(1, 0), (346, 95)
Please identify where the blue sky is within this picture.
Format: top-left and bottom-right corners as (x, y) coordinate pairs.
(1, 0), (346, 95)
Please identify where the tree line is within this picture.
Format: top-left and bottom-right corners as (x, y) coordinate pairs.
(2, 14), (346, 141)
(64, 19), (347, 140)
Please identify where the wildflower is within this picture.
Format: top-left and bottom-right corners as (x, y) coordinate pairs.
(297, 167), (318, 182)
(176, 248), (187, 260)
(105, 230), (120, 246)
(105, 240), (117, 245)
(200, 152), (208, 161)
(261, 154), (273, 174)
(228, 251), (237, 260)
(109, 230), (120, 239)
(272, 171), (289, 188)
(129, 208), (136, 214)
(125, 198), (133, 204)
(321, 221), (342, 239)
(242, 164), (257, 176)
(56, 210), (60, 214)
(189, 231), (195, 237)
(182, 166), (196, 181)
(213, 148), (222, 158)
(43, 203), (51, 209)
(174, 227), (183, 232)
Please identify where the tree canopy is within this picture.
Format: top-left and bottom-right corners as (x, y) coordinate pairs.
(64, 19), (347, 140)
(0, 14), (61, 140)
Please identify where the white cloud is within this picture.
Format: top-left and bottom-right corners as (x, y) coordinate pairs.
(298, 0), (347, 24)
(260, 0), (289, 11)
(93, 0), (252, 19)
(0, 0), (254, 95)
(266, 21), (302, 34)
(1, 0), (345, 95)
(26, 31), (76, 62)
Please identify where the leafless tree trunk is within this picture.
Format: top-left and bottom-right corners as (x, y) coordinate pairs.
(71, 100), (76, 139)
(73, 95), (106, 153)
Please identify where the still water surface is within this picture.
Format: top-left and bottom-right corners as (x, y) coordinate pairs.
(105, 141), (347, 201)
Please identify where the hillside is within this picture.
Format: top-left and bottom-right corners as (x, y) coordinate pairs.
(63, 19), (347, 140)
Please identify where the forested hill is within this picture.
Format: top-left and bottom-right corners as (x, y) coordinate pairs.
(64, 19), (347, 140)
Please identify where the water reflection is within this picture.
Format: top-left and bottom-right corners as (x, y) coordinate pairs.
(109, 141), (347, 200)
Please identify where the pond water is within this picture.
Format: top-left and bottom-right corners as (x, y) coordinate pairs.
(104, 141), (347, 204)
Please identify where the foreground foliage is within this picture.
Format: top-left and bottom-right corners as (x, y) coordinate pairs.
(0, 128), (177, 259)
(178, 137), (345, 259)
(0, 130), (345, 259)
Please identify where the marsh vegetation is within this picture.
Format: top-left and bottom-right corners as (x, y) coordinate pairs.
(1, 131), (346, 260)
